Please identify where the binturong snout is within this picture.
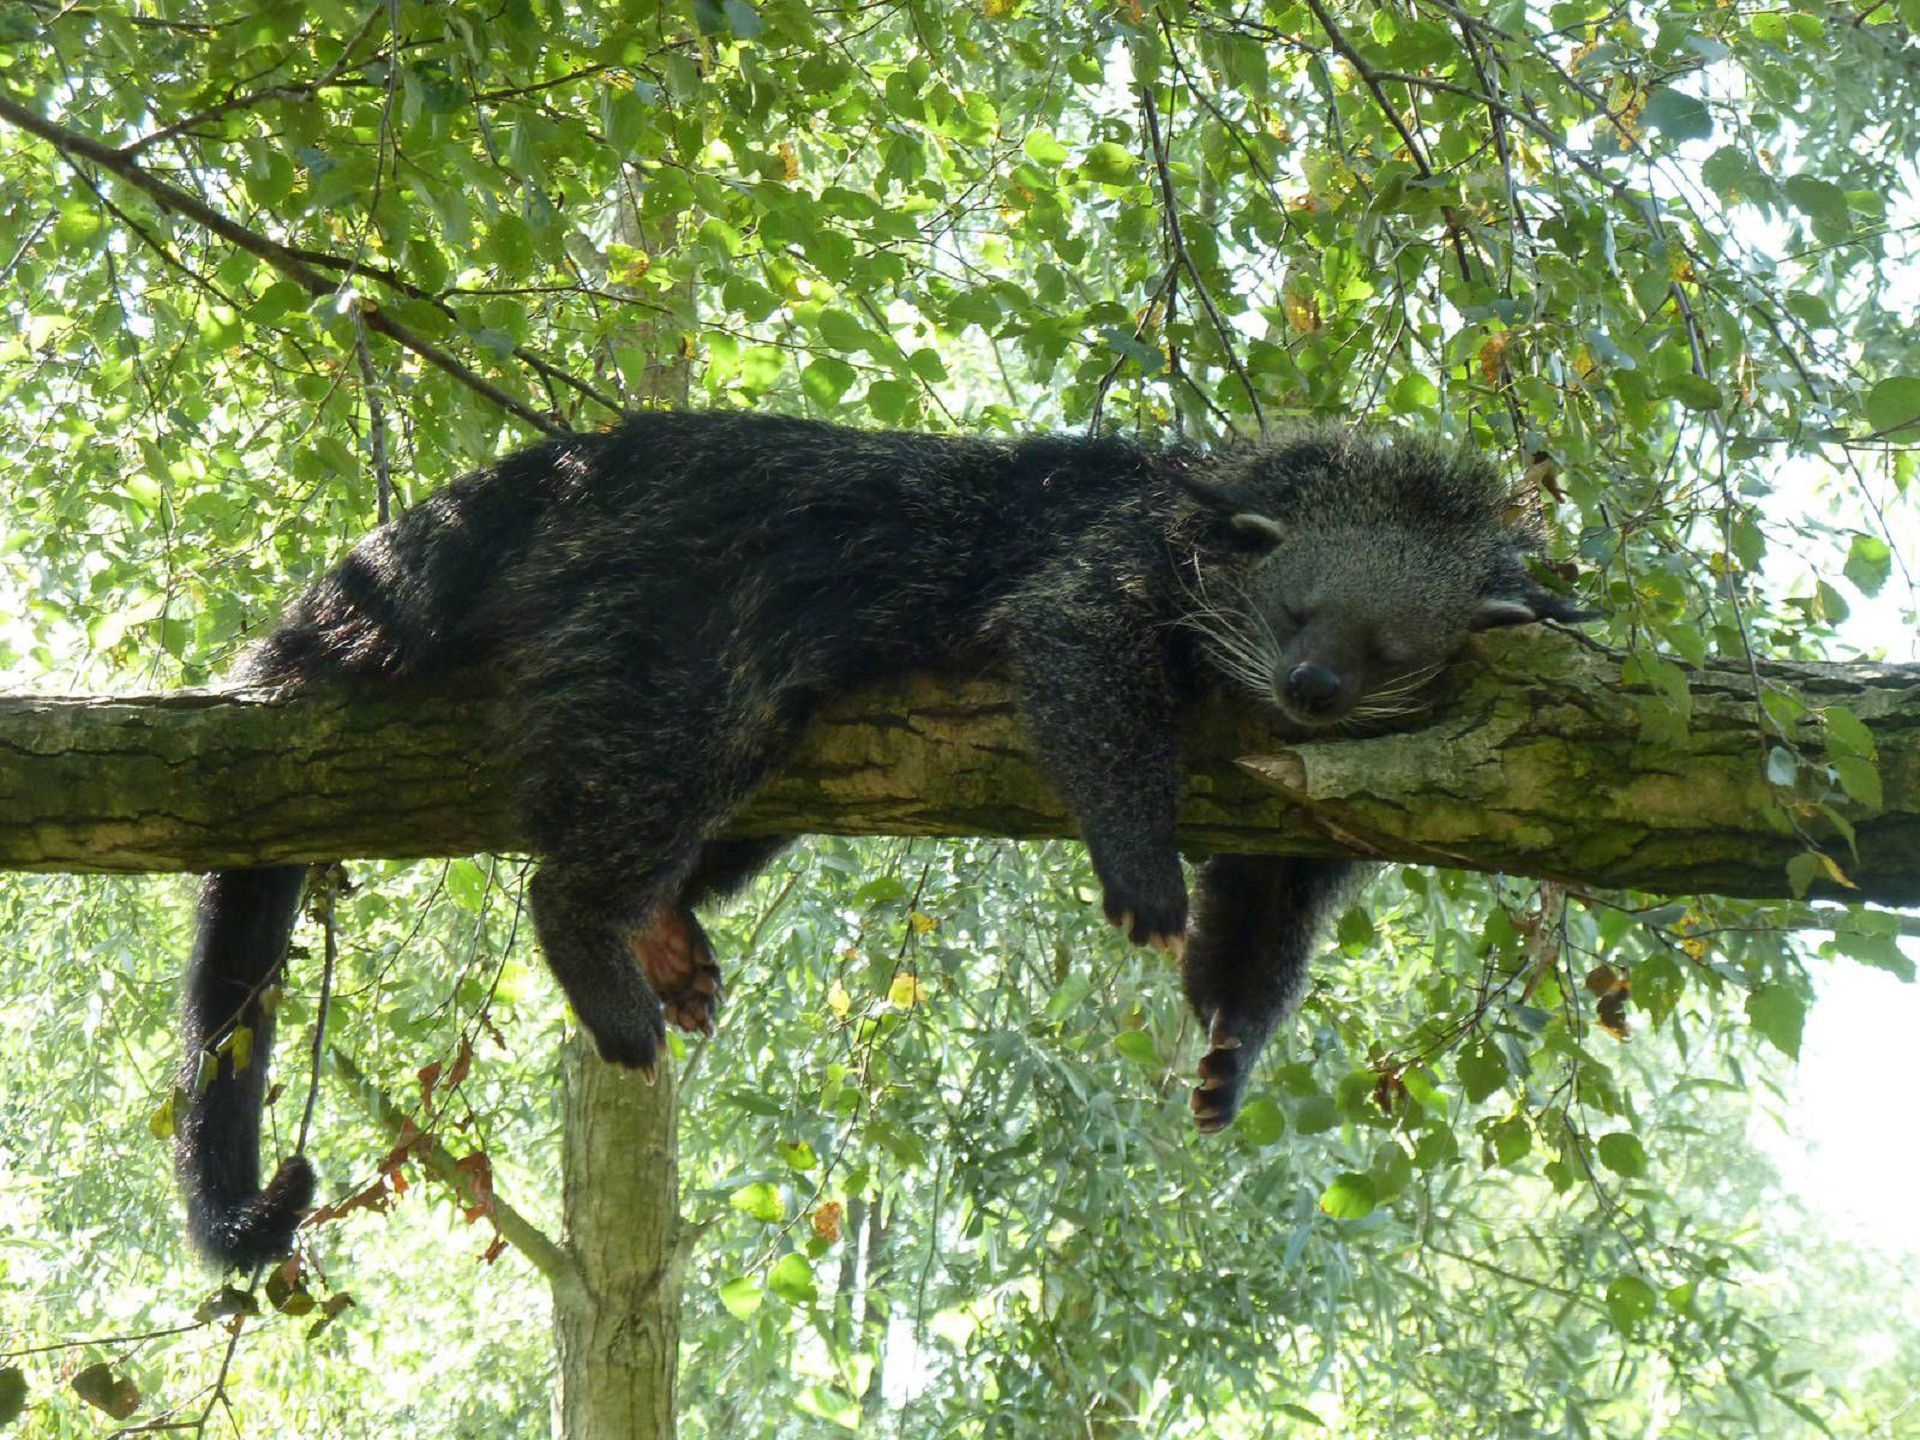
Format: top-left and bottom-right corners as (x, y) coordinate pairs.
(1281, 662), (1344, 717)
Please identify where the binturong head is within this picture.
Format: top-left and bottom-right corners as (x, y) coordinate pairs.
(1176, 428), (1599, 730)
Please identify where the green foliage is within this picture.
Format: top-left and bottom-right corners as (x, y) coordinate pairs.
(1, 0), (1917, 1435)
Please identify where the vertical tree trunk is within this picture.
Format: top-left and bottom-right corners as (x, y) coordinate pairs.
(553, 1032), (685, 1440)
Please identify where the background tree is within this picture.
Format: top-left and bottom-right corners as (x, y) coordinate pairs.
(1, 0), (1916, 1436)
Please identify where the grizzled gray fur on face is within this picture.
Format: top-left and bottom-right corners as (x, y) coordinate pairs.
(174, 410), (1591, 1267)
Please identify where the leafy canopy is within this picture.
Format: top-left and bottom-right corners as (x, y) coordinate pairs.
(1, 0), (1916, 1435)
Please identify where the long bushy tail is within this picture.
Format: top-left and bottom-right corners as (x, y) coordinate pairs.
(176, 866), (316, 1268)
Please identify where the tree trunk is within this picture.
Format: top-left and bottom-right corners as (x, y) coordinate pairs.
(2, 638), (1914, 903)
(553, 1031), (683, 1440)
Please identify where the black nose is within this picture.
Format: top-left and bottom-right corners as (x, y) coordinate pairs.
(1283, 663), (1343, 715)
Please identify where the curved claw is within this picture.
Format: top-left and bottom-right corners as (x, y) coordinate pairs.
(1207, 1012), (1243, 1051)
(1190, 1013), (1257, 1132)
(1191, 1101), (1230, 1132)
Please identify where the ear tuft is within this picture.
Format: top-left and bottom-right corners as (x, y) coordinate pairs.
(1473, 588), (1604, 630)
(1472, 597), (1543, 630)
(1229, 512), (1287, 547)
(1535, 595), (1605, 625)
(1172, 470), (1239, 513)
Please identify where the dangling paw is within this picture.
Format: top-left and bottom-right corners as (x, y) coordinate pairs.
(1190, 1010), (1254, 1133)
(627, 906), (725, 1038)
(580, 1003), (664, 1076)
(1097, 860), (1190, 955)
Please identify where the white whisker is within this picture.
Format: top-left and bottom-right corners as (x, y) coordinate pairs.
(1175, 559), (1285, 704)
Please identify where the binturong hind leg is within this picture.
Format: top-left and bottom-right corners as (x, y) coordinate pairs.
(515, 657), (802, 1075)
(627, 837), (795, 1037)
(1182, 855), (1363, 1131)
(614, 840), (794, 1044)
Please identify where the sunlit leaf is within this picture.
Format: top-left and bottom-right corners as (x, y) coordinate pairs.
(1318, 1172), (1377, 1220)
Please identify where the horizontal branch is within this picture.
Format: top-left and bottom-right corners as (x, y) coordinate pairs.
(1, 633), (1915, 904)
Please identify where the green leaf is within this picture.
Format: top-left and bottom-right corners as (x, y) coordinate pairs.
(194, 1285), (259, 1323)
(1387, 372), (1439, 413)
(1113, 1029), (1158, 1065)
(697, 215), (743, 257)
(1456, 1040), (1507, 1102)
(768, 1252), (819, 1304)
(1843, 534), (1893, 595)
(1606, 1274), (1659, 1332)
(54, 203), (103, 248)
(1275, 1401), (1326, 1426)
(722, 0), (765, 39)
(729, 1181), (785, 1223)
(1782, 175), (1850, 233)
(1661, 374), (1723, 412)
(1596, 1131), (1647, 1178)
(906, 347), (948, 383)
(1235, 1098), (1285, 1145)
(1485, 1115), (1531, 1166)
(1786, 850), (1820, 898)
(1831, 756), (1882, 811)
(1292, 1094), (1338, 1134)
(1079, 142), (1137, 184)
(815, 309), (872, 352)
(1862, 376), (1920, 437)
(264, 1268), (315, 1315)
(1745, 982), (1806, 1059)
(1643, 88), (1712, 142)
(1022, 129), (1068, 167)
(864, 378), (918, 423)
(247, 280), (313, 328)
(1318, 1171), (1377, 1220)
(718, 1276), (763, 1320)
(801, 357), (857, 406)
(1827, 920), (1917, 982)
(1815, 580), (1849, 624)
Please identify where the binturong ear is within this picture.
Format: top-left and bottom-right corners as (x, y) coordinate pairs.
(1172, 470), (1241, 513)
(1229, 512), (1287, 547)
(1472, 581), (1605, 630)
(1172, 471), (1288, 550)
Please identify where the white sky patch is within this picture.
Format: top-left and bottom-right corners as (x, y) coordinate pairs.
(1759, 454), (1917, 1254)
(1759, 948), (1920, 1256)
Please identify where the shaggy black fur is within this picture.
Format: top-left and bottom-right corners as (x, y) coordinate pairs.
(177, 410), (1590, 1267)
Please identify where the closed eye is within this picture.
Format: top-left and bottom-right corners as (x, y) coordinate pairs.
(1371, 641), (1410, 669)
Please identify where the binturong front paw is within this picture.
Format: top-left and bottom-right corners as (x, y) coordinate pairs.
(1094, 855), (1190, 956)
(1189, 1010), (1272, 1133)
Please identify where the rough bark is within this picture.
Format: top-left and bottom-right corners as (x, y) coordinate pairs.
(1, 633), (1914, 903)
(552, 1031), (683, 1440)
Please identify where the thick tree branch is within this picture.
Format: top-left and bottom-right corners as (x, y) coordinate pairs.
(1, 634), (1914, 904)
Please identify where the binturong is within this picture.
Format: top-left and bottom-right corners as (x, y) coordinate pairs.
(174, 411), (1595, 1268)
